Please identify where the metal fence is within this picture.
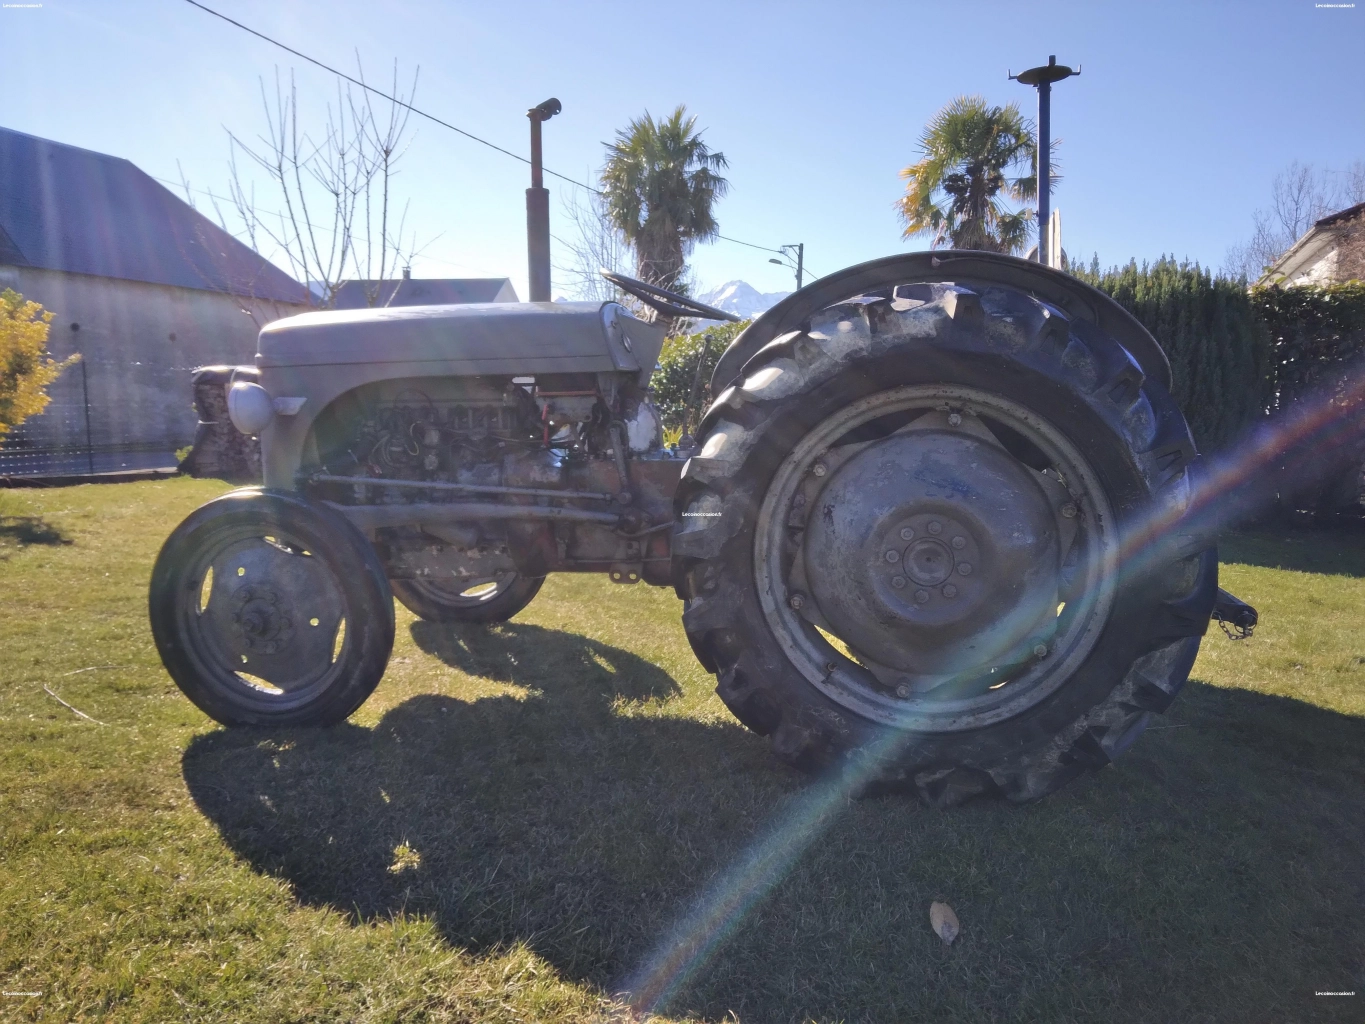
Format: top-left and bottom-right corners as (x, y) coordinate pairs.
(0, 361), (179, 477)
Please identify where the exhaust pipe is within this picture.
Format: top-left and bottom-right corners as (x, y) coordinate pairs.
(526, 97), (561, 303)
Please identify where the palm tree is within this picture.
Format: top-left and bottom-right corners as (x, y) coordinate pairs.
(897, 95), (1050, 255)
(600, 106), (729, 292)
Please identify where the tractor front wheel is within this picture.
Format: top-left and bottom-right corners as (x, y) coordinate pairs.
(149, 488), (395, 727)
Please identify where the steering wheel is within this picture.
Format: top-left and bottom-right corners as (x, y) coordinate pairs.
(600, 270), (742, 323)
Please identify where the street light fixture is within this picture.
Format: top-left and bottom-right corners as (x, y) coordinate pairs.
(769, 243), (805, 289)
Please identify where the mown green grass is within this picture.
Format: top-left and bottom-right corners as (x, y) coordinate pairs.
(2, 479), (1363, 1023)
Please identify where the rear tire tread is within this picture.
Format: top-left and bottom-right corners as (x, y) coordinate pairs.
(674, 282), (1216, 804)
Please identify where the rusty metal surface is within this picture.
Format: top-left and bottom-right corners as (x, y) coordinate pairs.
(802, 427), (1059, 677)
(308, 471), (615, 503)
(753, 383), (1118, 731)
(326, 501), (623, 531)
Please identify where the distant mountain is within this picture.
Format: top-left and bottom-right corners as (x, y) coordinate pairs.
(695, 280), (790, 321)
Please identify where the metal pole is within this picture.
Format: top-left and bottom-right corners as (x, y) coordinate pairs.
(795, 243), (804, 290)
(1037, 78), (1051, 268)
(79, 357), (94, 477)
(1009, 55), (1078, 267)
(525, 97), (560, 303)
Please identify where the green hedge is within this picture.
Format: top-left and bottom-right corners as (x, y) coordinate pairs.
(648, 273), (1365, 470)
(650, 320), (747, 432)
(1249, 281), (1365, 408)
(1071, 258), (1272, 452)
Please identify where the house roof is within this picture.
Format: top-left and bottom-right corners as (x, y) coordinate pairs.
(0, 126), (308, 304)
(1259, 201), (1365, 286)
(1315, 201), (1365, 229)
(331, 277), (518, 308)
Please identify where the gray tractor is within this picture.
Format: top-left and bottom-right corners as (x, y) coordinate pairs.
(149, 252), (1255, 805)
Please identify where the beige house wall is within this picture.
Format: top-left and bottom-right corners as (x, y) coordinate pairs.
(0, 264), (306, 466)
(1287, 249), (1340, 287)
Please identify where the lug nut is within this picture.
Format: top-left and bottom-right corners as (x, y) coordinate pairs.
(885, 549), (900, 563)
(927, 520), (942, 535)
(947, 412), (963, 427)
(951, 536), (966, 550)
(914, 589), (930, 604)
(789, 593), (806, 611)
(942, 584), (958, 598)
(957, 562), (972, 576)
(1033, 642), (1049, 658)
(896, 683), (911, 698)
(891, 575), (907, 589)
(812, 462), (827, 477)
(1061, 502), (1078, 518)
(900, 526), (915, 541)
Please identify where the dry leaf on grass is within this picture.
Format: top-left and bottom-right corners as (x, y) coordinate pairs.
(929, 901), (959, 944)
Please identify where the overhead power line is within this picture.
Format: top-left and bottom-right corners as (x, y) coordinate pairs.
(181, 0), (594, 192)
(715, 234), (782, 254)
(181, 0), (803, 268)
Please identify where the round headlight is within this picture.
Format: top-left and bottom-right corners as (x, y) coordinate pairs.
(227, 381), (275, 436)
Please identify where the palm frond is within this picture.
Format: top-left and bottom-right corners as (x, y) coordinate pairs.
(898, 94), (1044, 251)
(599, 104), (729, 288)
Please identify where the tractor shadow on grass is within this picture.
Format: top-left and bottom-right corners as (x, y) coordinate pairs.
(182, 625), (1365, 1024)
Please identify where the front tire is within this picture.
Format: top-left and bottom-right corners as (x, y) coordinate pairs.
(149, 488), (395, 727)
(673, 278), (1216, 804)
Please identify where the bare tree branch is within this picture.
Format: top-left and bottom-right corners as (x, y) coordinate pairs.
(216, 62), (422, 309)
(554, 188), (631, 302)
(1224, 161), (1360, 279)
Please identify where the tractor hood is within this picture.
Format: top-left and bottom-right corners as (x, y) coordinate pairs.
(255, 300), (665, 379)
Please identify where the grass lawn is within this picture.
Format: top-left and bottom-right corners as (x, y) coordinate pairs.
(2, 478), (1363, 1023)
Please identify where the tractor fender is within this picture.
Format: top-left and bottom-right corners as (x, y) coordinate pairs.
(711, 250), (1172, 395)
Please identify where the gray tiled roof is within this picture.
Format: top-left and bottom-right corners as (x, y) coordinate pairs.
(331, 277), (518, 308)
(0, 126), (308, 304)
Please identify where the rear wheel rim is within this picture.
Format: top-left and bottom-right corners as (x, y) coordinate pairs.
(402, 571), (521, 607)
(754, 384), (1117, 732)
(174, 523), (351, 712)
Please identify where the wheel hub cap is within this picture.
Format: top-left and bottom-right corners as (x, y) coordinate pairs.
(803, 429), (1060, 677)
(201, 538), (346, 690)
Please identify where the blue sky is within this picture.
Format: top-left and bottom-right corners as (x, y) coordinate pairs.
(3, 0), (1362, 300)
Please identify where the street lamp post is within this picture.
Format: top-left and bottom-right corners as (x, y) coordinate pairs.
(526, 97), (561, 302)
(1009, 56), (1079, 268)
(769, 243), (805, 289)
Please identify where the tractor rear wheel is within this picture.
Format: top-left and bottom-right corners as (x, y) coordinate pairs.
(389, 572), (543, 624)
(673, 280), (1216, 804)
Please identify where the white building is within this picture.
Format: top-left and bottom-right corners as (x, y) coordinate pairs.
(0, 126), (309, 475)
(1258, 202), (1365, 287)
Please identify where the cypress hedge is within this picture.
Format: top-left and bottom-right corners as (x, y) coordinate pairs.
(1069, 263), (1365, 515)
(1071, 258), (1272, 452)
(648, 270), (1365, 493)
